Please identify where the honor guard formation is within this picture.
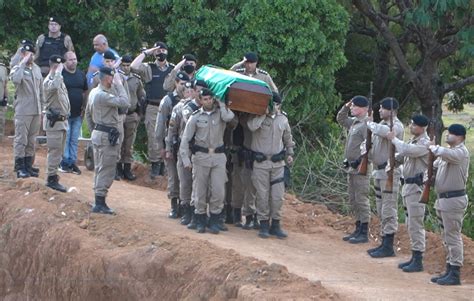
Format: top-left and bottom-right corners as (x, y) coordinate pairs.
(1, 16), (470, 287)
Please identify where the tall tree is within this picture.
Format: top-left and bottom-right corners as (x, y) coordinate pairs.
(352, 0), (474, 139)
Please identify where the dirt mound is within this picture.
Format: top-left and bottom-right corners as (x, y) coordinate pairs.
(282, 194), (474, 284)
(0, 179), (339, 300)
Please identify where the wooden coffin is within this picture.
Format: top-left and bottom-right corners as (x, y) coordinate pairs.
(226, 82), (272, 115)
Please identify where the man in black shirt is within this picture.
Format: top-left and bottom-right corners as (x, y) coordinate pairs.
(59, 51), (88, 174)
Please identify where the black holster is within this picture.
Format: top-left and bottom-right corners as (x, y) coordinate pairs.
(172, 136), (181, 158)
(94, 124), (120, 146)
(46, 108), (66, 128)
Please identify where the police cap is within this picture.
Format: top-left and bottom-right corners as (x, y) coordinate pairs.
(380, 97), (399, 110)
(448, 124), (466, 137)
(49, 54), (65, 64)
(411, 114), (429, 127)
(351, 96), (369, 107)
(99, 67), (115, 76)
(244, 52), (258, 63)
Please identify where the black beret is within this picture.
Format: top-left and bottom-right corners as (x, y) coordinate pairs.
(380, 97), (399, 110)
(411, 114), (429, 127)
(183, 54), (197, 62)
(99, 67), (115, 76)
(272, 91), (282, 104)
(21, 42), (35, 53)
(448, 124), (466, 137)
(193, 79), (208, 89)
(244, 52), (258, 63)
(103, 50), (116, 60)
(49, 54), (65, 64)
(200, 88), (214, 97)
(176, 71), (190, 81)
(153, 41), (168, 49)
(352, 95), (369, 107)
(49, 17), (62, 24)
(20, 39), (34, 45)
(121, 54), (133, 63)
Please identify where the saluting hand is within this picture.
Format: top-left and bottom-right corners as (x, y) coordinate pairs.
(56, 63), (64, 74)
(345, 100), (352, 107)
(21, 52), (32, 65)
(112, 72), (122, 85)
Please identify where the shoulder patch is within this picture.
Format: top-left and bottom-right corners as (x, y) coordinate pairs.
(257, 69), (268, 75)
(235, 68), (245, 73)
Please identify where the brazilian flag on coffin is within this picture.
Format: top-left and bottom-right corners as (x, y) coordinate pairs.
(195, 65), (273, 115)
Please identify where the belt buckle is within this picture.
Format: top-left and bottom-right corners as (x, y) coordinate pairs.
(208, 148), (215, 154)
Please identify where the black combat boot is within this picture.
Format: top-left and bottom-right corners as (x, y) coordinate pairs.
(168, 198), (179, 218)
(24, 156), (39, 177)
(150, 161), (164, 178)
(431, 263), (451, 283)
(343, 221), (360, 241)
(367, 236), (385, 254)
(122, 163), (136, 181)
(115, 163), (123, 180)
(269, 219), (288, 239)
(15, 157), (30, 178)
(242, 215), (254, 230)
(402, 250), (423, 272)
(180, 204), (192, 225)
(233, 208), (242, 227)
(91, 195), (115, 215)
(195, 214), (207, 233)
(437, 265), (461, 285)
(349, 222), (368, 244)
(369, 233), (395, 258)
(187, 207), (197, 229)
(258, 220), (270, 239)
(45, 174), (67, 193)
(216, 212), (229, 231)
(225, 205), (234, 224)
(398, 254), (414, 269)
(207, 213), (221, 234)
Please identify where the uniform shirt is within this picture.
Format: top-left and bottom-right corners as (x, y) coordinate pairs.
(179, 101), (235, 167)
(0, 64), (7, 99)
(247, 111), (295, 169)
(432, 143), (469, 211)
(336, 105), (368, 163)
(43, 71), (71, 131)
(9, 62), (44, 115)
(62, 68), (87, 118)
(367, 118), (404, 179)
(155, 91), (181, 150)
(392, 133), (430, 196)
(124, 73), (145, 113)
(166, 98), (190, 153)
(231, 63), (278, 92)
(85, 83), (129, 132)
(90, 71), (131, 105)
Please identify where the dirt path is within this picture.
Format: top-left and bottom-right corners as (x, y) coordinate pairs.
(1, 143), (473, 300)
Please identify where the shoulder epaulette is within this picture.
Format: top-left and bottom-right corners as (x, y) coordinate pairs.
(92, 71), (99, 77)
(0, 62), (5, 67)
(131, 72), (141, 79)
(257, 69), (268, 75)
(281, 111), (288, 116)
(169, 63), (176, 67)
(117, 69), (126, 75)
(191, 109), (201, 115)
(235, 68), (245, 73)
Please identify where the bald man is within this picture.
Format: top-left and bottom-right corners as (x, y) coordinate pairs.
(86, 34), (119, 87)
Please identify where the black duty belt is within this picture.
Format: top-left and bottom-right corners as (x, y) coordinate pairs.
(253, 150), (286, 163)
(404, 173), (423, 185)
(376, 162), (387, 170)
(147, 100), (160, 106)
(438, 190), (466, 199)
(94, 124), (117, 133)
(192, 145), (226, 154)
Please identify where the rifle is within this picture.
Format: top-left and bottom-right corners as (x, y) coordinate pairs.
(358, 82), (373, 175)
(420, 105), (436, 204)
(384, 99), (395, 193)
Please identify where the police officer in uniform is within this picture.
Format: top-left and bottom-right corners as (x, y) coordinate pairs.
(35, 17), (74, 77)
(116, 54), (145, 181)
(429, 124), (469, 286)
(366, 97), (404, 258)
(0, 59), (8, 142)
(387, 114), (430, 272)
(156, 71), (189, 218)
(130, 42), (174, 178)
(85, 67), (129, 214)
(9, 41), (44, 178)
(163, 54), (197, 92)
(179, 88), (235, 234)
(247, 92), (295, 239)
(167, 80), (207, 226)
(231, 52), (278, 92)
(43, 55), (70, 192)
(336, 96), (371, 244)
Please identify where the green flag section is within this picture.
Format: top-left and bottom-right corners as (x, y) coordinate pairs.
(195, 65), (272, 104)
